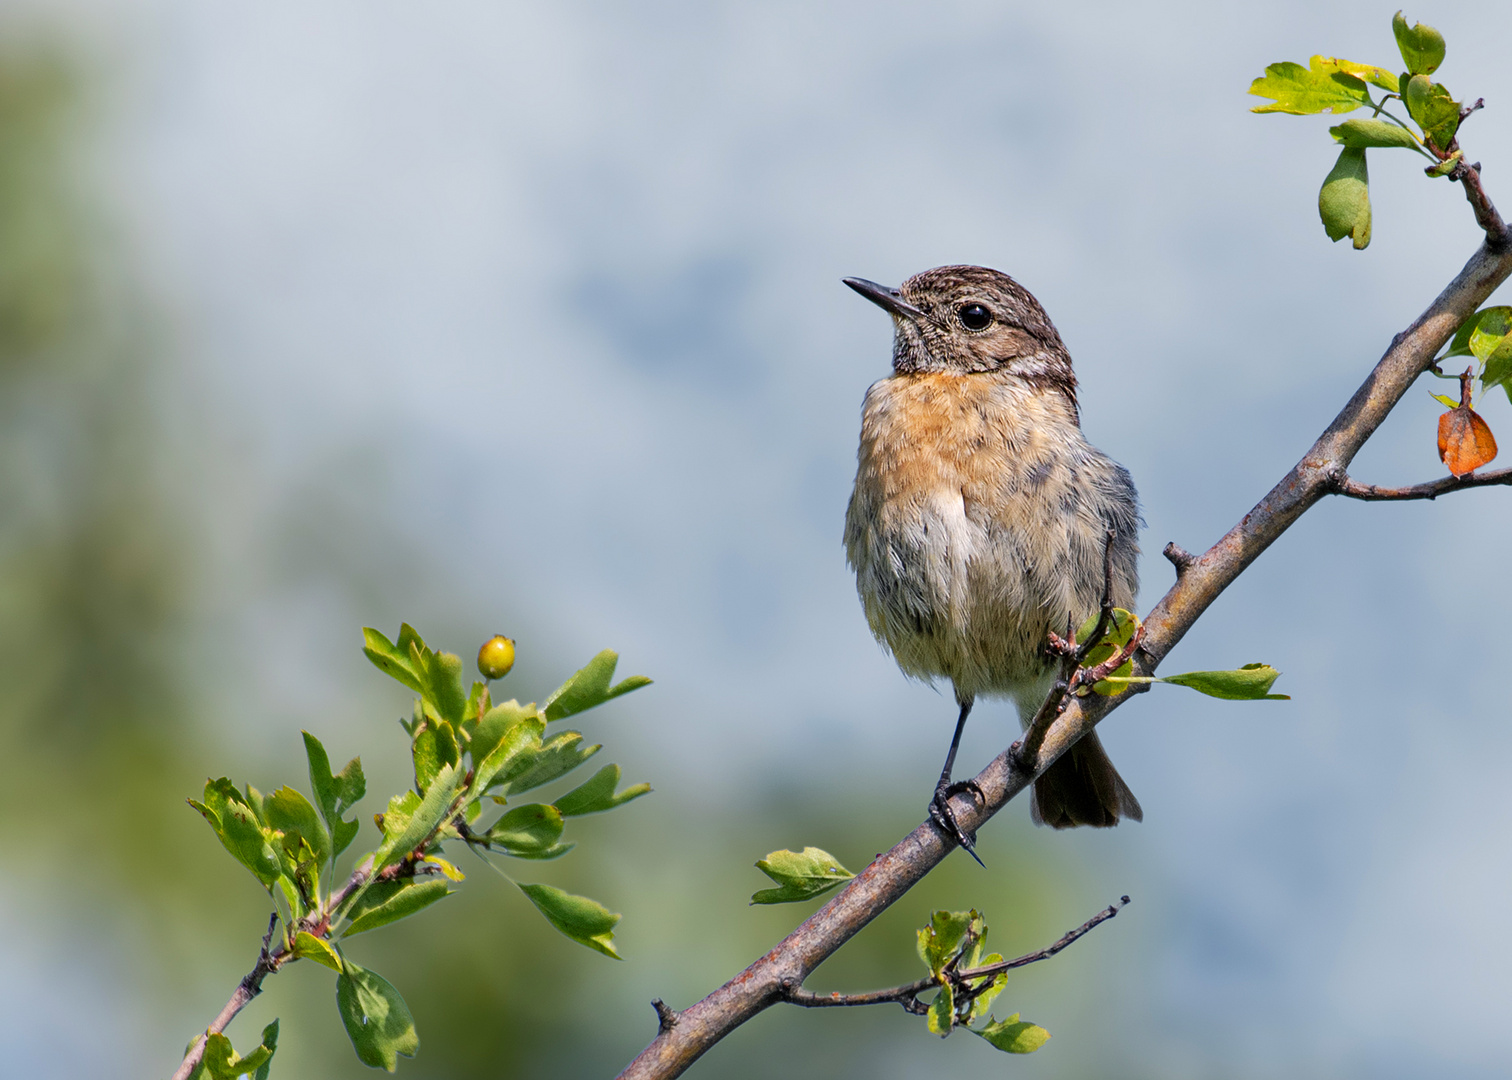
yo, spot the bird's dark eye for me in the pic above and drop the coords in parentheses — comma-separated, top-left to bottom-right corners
(958, 303, 992, 331)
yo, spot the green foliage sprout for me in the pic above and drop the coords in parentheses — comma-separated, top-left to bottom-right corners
(1249, 11, 1472, 250)
(178, 625, 651, 1077)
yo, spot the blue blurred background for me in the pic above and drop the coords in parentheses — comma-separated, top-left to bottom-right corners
(2, 1, 1509, 1077)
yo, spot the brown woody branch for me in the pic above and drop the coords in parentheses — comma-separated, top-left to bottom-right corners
(781, 896, 1128, 1014)
(615, 167, 1512, 1079)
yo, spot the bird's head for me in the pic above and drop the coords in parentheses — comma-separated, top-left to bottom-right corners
(843, 265, 1077, 400)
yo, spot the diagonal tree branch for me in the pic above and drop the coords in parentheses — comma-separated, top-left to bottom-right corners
(616, 219, 1512, 1078)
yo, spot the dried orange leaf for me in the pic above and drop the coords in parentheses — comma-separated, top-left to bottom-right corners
(1437, 406, 1498, 477)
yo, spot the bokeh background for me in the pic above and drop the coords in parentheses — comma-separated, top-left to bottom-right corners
(2, 1, 1509, 1077)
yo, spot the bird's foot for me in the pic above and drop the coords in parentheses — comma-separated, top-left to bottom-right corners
(929, 779, 986, 867)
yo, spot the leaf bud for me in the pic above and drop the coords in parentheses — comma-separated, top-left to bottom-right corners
(477, 635, 516, 680)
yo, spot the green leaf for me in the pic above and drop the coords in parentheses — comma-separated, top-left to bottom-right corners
(189, 778, 282, 888)
(1404, 75, 1460, 149)
(1319, 57, 1399, 93)
(1319, 146, 1371, 249)
(541, 649, 651, 721)
(1431, 392, 1461, 409)
(336, 961, 419, 1072)
(750, 846, 855, 905)
(553, 764, 652, 817)
(1426, 150, 1462, 177)
(1446, 308, 1493, 357)
(1482, 338, 1512, 393)
(200, 1030, 277, 1080)
(1157, 663, 1289, 700)
(499, 731, 601, 795)
(916, 909, 979, 978)
(1329, 118, 1420, 150)
(1248, 57, 1370, 115)
(410, 644, 468, 727)
(303, 732, 365, 860)
(342, 879, 452, 937)
(470, 699, 540, 767)
(376, 763, 461, 870)
(361, 626, 423, 694)
(486, 803, 568, 858)
(974, 1013, 1051, 1054)
(965, 955, 1008, 1025)
(469, 706, 546, 795)
(1393, 10, 1445, 76)
(252, 1020, 278, 1080)
(1467, 306, 1512, 362)
(263, 785, 330, 873)
(293, 930, 344, 971)
(411, 719, 459, 795)
(517, 882, 622, 958)
(927, 983, 954, 1036)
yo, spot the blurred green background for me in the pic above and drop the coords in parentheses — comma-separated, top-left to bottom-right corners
(3, 3, 1510, 1079)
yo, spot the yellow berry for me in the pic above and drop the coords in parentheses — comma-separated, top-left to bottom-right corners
(477, 635, 516, 680)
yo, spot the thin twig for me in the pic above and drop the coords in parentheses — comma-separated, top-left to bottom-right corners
(1329, 464, 1512, 500)
(782, 897, 1129, 1014)
(1162, 542, 1194, 573)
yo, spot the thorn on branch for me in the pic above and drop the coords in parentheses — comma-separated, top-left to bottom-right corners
(652, 998, 680, 1034)
(1162, 542, 1194, 574)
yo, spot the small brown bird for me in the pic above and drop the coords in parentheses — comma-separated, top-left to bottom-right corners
(843, 265, 1142, 855)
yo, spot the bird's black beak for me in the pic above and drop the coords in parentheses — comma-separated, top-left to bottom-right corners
(843, 277, 924, 321)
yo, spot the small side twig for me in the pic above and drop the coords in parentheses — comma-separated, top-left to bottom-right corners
(781, 897, 1130, 1015)
(652, 999, 680, 1034)
(1329, 465, 1512, 501)
(1163, 542, 1194, 574)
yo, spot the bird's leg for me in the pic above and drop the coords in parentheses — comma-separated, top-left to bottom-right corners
(928, 696, 986, 867)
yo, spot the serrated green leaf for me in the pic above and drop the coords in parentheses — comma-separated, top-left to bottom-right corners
(499, 731, 600, 795)
(201, 1030, 276, 1080)
(189, 778, 282, 888)
(916, 909, 979, 978)
(486, 803, 566, 857)
(376, 764, 461, 870)
(341, 879, 452, 937)
(409, 645, 468, 728)
(1393, 10, 1445, 76)
(1248, 57, 1370, 115)
(518, 882, 622, 958)
(362, 627, 423, 694)
(927, 983, 954, 1036)
(974, 1013, 1051, 1054)
(411, 718, 459, 795)
(1320, 146, 1371, 249)
(293, 930, 344, 971)
(470, 699, 541, 770)
(252, 1020, 278, 1080)
(336, 961, 419, 1072)
(303, 732, 364, 860)
(553, 763, 652, 816)
(1404, 75, 1460, 149)
(541, 649, 651, 721)
(750, 846, 855, 905)
(1329, 118, 1420, 150)
(1157, 663, 1289, 700)
(263, 785, 330, 874)
(1319, 57, 1399, 93)
(470, 709, 545, 797)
